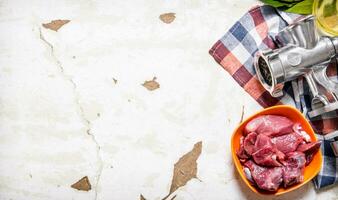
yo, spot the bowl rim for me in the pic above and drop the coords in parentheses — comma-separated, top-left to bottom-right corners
(231, 105, 323, 196)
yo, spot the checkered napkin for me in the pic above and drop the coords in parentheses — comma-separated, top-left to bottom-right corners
(209, 5, 338, 188)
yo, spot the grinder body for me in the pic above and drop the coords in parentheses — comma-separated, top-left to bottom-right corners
(254, 16, 338, 118)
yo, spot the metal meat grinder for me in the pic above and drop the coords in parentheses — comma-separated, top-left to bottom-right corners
(254, 16, 338, 118)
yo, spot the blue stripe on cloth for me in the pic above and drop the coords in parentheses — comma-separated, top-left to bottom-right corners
(314, 139, 338, 188)
(230, 22, 248, 42)
(220, 33, 239, 52)
(318, 175, 336, 188)
(242, 34, 259, 56)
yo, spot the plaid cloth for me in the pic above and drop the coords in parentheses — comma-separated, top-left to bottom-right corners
(209, 5, 338, 188)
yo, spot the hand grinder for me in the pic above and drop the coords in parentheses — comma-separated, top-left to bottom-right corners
(254, 16, 338, 118)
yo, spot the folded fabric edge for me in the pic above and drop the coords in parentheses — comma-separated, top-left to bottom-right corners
(209, 40, 224, 64)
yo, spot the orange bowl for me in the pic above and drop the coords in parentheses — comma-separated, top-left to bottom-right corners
(231, 105, 322, 195)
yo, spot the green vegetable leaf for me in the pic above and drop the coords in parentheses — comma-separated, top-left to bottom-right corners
(281, 0, 303, 2)
(285, 0, 314, 14)
(260, 0, 314, 14)
(260, 0, 297, 7)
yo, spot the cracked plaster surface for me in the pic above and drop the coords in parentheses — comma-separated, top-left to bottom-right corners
(0, 1, 337, 200)
(39, 28, 103, 200)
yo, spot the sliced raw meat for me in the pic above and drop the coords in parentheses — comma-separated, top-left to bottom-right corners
(244, 160, 283, 191)
(245, 115, 293, 136)
(283, 165, 304, 187)
(305, 153, 315, 165)
(254, 134, 273, 151)
(252, 145, 282, 167)
(282, 152, 306, 187)
(297, 141, 321, 165)
(293, 123, 311, 142)
(237, 150, 248, 163)
(245, 115, 265, 135)
(237, 136, 249, 162)
(238, 115, 318, 191)
(271, 132, 303, 154)
(276, 150, 285, 162)
(284, 151, 306, 168)
(297, 141, 321, 154)
(243, 132, 257, 155)
(254, 134, 284, 162)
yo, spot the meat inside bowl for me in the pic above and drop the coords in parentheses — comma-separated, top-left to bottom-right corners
(231, 105, 323, 195)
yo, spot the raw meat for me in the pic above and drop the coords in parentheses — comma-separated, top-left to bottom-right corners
(244, 160, 283, 191)
(237, 136, 249, 162)
(254, 133, 272, 150)
(305, 153, 315, 165)
(276, 150, 286, 162)
(254, 134, 285, 163)
(282, 152, 306, 187)
(297, 141, 321, 165)
(284, 151, 306, 168)
(243, 132, 257, 155)
(252, 145, 282, 167)
(297, 141, 321, 153)
(237, 114, 319, 191)
(293, 123, 311, 142)
(283, 166, 304, 187)
(245, 115, 293, 136)
(271, 132, 303, 154)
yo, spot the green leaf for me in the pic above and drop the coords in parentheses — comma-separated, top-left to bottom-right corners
(285, 0, 314, 14)
(260, 0, 315, 14)
(260, 0, 295, 7)
(277, 0, 303, 2)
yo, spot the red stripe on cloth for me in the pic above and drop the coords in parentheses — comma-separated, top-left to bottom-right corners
(311, 118, 338, 135)
(232, 66, 253, 87)
(250, 7, 268, 40)
(256, 22, 269, 40)
(263, 36, 276, 49)
(256, 91, 280, 108)
(220, 52, 243, 75)
(249, 6, 265, 26)
(243, 75, 266, 99)
(209, 40, 230, 64)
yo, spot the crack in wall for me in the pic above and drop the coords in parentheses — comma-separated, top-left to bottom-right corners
(39, 28, 103, 200)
